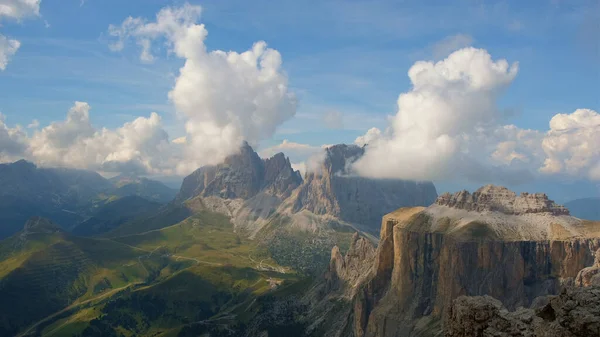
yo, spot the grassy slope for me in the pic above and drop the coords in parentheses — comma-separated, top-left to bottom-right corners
(72, 196, 162, 236)
(16, 211, 298, 337)
(0, 230, 168, 337)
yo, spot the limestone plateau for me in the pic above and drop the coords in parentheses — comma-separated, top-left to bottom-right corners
(436, 185, 569, 216)
(317, 185, 600, 337)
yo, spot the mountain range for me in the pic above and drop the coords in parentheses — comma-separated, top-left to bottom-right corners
(0, 160, 177, 239)
(1, 143, 599, 336)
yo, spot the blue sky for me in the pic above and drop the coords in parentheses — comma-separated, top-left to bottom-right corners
(0, 0, 599, 199)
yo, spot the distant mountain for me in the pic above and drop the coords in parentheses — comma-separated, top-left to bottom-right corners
(109, 173, 178, 203)
(0, 160, 113, 238)
(72, 196, 162, 236)
(0, 160, 177, 239)
(565, 197, 600, 220)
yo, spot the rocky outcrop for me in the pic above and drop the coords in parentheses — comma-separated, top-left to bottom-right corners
(445, 286, 600, 337)
(327, 233, 377, 294)
(436, 185, 569, 216)
(576, 249, 600, 287)
(288, 144, 438, 234)
(329, 186, 600, 337)
(445, 253, 600, 337)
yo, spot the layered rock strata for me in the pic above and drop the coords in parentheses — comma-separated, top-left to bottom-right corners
(324, 186, 600, 337)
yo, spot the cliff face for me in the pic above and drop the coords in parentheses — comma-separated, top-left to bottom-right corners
(289, 144, 438, 234)
(445, 249, 600, 337)
(326, 186, 600, 337)
(445, 286, 600, 337)
(328, 233, 377, 294)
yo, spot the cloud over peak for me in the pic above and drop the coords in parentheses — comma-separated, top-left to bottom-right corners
(352, 46, 600, 184)
(108, 2, 296, 174)
(353, 47, 519, 182)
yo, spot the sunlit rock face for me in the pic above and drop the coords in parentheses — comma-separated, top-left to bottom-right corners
(317, 185, 600, 337)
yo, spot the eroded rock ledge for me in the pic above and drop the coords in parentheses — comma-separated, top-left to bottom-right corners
(436, 184, 570, 216)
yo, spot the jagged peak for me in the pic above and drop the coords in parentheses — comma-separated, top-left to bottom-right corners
(436, 184, 569, 216)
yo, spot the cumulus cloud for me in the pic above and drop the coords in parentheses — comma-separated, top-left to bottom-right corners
(322, 110, 344, 129)
(108, 3, 296, 174)
(260, 139, 323, 161)
(353, 47, 521, 183)
(24, 101, 177, 175)
(0, 34, 19, 70)
(354, 127, 382, 147)
(0, 113, 27, 161)
(27, 119, 39, 128)
(0, 0, 41, 20)
(431, 34, 474, 60)
(0, 0, 42, 70)
(540, 109, 600, 180)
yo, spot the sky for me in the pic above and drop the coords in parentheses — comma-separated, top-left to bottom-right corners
(0, 0, 599, 200)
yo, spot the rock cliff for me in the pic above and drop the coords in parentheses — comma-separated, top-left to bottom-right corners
(445, 286, 600, 337)
(327, 232, 377, 294)
(436, 185, 570, 216)
(287, 144, 438, 234)
(317, 185, 600, 337)
(445, 251, 600, 337)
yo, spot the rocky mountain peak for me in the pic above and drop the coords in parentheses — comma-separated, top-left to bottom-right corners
(177, 142, 302, 202)
(323, 144, 365, 175)
(290, 143, 437, 233)
(436, 184, 570, 215)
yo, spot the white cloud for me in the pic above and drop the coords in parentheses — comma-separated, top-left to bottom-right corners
(27, 119, 39, 128)
(24, 101, 178, 175)
(0, 113, 27, 161)
(322, 110, 344, 129)
(354, 127, 382, 146)
(0, 0, 40, 20)
(431, 34, 474, 60)
(259, 139, 324, 163)
(260, 139, 331, 177)
(540, 109, 600, 180)
(0, 34, 19, 70)
(0, 0, 42, 70)
(108, 3, 297, 174)
(353, 47, 521, 183)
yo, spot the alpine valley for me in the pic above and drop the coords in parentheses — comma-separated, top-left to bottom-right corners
(1, 144, 599, 337)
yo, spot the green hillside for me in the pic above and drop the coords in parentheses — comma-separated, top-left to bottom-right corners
(1, 212, 301, 337)
(72, 196, 162, 236)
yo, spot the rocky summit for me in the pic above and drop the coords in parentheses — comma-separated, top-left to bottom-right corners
(436, 184, 570, 215)
(176, 141, 303, 202)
